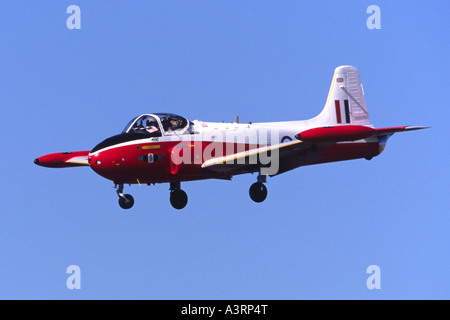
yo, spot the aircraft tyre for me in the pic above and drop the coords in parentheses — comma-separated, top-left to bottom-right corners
(170, 189, 188, 210)
(118, 194, 134, 209)
(249, 182, 268, 203)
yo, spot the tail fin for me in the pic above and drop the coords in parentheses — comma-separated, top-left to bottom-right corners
(317, 65, 371, 126)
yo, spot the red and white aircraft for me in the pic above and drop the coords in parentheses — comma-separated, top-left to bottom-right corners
(35, 66, 426, 210)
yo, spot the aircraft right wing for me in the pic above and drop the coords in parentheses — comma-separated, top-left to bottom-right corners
(201, 139, 321, 176)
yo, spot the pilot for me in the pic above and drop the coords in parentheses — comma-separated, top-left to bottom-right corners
(169, 119, 178, 131)
(145, 120, 159, 134)
(163, 118, 178, 132)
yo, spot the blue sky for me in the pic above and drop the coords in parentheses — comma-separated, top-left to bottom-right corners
(0, 1, 448, 299)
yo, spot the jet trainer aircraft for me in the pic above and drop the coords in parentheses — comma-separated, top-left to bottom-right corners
(35, 66, 426, 210)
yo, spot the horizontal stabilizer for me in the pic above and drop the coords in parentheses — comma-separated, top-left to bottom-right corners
(373, 126, 429, 136)
(34, 151, 90, 168)
(296, 125, 429, 143)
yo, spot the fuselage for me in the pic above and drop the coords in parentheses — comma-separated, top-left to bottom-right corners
(89, 117, 382, 185)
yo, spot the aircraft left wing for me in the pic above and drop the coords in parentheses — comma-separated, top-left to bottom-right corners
(34, 151, 91, 168)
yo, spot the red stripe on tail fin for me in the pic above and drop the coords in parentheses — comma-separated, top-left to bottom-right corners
(334, 100, 342, 124)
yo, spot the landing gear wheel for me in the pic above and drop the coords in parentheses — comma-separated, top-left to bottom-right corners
(170, 189, 188, 210)
(249, 182, 268, 203)
(118, 194, 134, 209)
(116, 184, 134, 210)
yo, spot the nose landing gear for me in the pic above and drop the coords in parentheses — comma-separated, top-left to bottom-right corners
(249, 174, 268, 203)
(116, 184, 134, 210)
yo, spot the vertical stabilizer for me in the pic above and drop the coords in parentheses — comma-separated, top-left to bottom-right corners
(318, 65, 371, 126)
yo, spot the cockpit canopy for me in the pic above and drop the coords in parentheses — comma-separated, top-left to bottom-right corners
(122, 113, 189, 136)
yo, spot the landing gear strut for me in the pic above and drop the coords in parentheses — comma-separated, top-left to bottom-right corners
(116, 184, 134, 209)
(249, 174, 268, 203)
(170, 181, 188, 210)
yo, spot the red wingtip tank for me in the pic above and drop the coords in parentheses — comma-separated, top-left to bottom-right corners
(296, 125, 376, 143)
(34, 151, 90, 168)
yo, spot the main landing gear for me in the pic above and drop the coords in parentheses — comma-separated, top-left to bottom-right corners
(170, 181, 188, 210)
(116, 177, 266, 210)
(117, 184, 135, 210)
(115, 182, 188, 210)
(249, 174, 268, 203)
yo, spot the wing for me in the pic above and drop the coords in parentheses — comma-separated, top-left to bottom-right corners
(201, 140, 320, 176)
